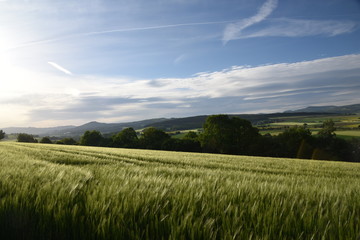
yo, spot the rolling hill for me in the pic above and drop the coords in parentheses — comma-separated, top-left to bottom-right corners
(2, 103, 358, 136)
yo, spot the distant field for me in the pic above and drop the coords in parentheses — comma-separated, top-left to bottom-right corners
(258, 114, 360, 139)
(270, 122, 319, 126)
(0, 142, 359, 239)
(260, 129, 360, 139)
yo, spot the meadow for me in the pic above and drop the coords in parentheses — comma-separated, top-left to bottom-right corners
(0, 142, 359, 239)
(258, 114, 360, 139)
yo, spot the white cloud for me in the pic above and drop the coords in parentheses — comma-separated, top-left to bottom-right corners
(48, 62, 73, 75)
(223, 0, 278, 43)
(237, 18, 357, 39)
(223, 0, 357, 42)
(1, 54, 360, 127)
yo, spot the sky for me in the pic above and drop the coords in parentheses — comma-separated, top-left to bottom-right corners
(0, 0, 360, 128)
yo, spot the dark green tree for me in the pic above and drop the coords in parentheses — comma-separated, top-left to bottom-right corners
(276, 126, 314, 158)
(200, 115, 260, 155)
(40, 136, 52, 144)
(0, 130, 5, 141)
(17, 133, 37, 143)
(162, 138, 202, 152)
(112, 127, 139, 148)
(183, 131, 199, 140)
(139, 127, 170, 150)
(60, 138, 77, 145)
(318, 119, 336, 138)
(80, 130, 103, 146)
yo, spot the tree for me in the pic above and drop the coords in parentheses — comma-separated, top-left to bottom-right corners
(0, 130, 5, 141)
(200, 115, 260, 155)
(17, 133, 37, 143)
(59, 138, 77, 145)
(318, 119, 336, 138)
(139, 127, 170, 150)
(183, 131, 199, 140)
(80, 130, 103, 146)
(276, 126, 314, 158)
(112, 127, 139, 148)
(40, 136, 52, 144)
(162, 138, 202, 152)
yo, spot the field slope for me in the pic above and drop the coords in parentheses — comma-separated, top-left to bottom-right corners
(0, 142, 359, 239)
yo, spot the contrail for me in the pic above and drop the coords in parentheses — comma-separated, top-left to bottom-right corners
(48, 62, 73, 75)
(6, 19, 238, 51)
(223, 0, 278, 44)
(82, 20, 237, 36)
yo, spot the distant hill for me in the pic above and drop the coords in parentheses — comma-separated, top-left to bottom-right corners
(58, 118, 167, 136)
(285, 104, 360, 114)
(144, 112, 336, 131)
(3, 126, 75, 136)
(3, 103, 358, 137)
(3, 118, 167, 137)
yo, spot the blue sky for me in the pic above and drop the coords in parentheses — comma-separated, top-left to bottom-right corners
(0, 0, 359, 127)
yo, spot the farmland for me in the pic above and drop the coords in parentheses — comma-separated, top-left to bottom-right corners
(257, 114, 360, 139)
(0, 142, 359, 239)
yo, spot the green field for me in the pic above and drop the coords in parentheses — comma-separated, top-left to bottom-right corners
(0, 142, 359, 239)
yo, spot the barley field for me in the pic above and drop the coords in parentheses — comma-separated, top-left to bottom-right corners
(0, 142, 359, 239)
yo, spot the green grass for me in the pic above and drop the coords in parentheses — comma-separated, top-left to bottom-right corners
(269, 122, 319, 126)
(0, 142, 359, 239)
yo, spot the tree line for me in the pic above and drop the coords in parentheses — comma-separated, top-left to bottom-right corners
(2, 115, 359, 162)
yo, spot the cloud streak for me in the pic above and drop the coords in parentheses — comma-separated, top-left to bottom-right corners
(222, 0, 357, 42)
(235, 18, 357, 39)
(48, 62, 73, 75)
(6, 19, 235, 51)
(223, 0, 278, 43)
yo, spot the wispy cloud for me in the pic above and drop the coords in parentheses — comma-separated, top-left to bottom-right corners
(236, 18, 357, 38)
(6, 20, 234, 51)
(84, 20, 235, 36)
(48, 62, 73, 75)
(223, 0, 278, 44)
(222, 0, 357, 42)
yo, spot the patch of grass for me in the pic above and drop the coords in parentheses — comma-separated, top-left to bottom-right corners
(0, 142, 359, 239)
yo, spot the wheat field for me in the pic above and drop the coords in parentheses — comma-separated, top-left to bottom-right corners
(0, 142, 359, 239)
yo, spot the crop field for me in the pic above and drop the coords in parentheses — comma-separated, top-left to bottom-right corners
(0, 142, 359, 239)
(258, 114, 360, 139)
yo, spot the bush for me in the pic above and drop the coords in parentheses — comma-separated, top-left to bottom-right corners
(0, 130, 5, 141)
(139, 127, 170, 150)
(112, 128, 139, 148)
(40, 137, 52, 144)
(80, 130, 104, 146)
(17, 133, 37, 143)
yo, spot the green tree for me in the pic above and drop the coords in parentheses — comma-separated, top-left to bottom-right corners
(139, 127, 170, 150)
(17, 133, 37, 143)
(80, 130, 103, 146)
(276, 126, 314, 158)
(112, 127, 139, 148)
(200, 115, 260, 154)
(318, 119, 336, 138)
(60, 138, 77, 145)
(0, 130, 5, 141)
(40, 136, 52, 144)
(183, 131, 199, 140)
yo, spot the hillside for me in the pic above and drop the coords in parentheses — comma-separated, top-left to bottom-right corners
(0, 142, 359, 239)
(286, 103, 360, 114)
(2, 103, 359, 136)
(144, 112, 336, 130)
(3, 118, 167, 136)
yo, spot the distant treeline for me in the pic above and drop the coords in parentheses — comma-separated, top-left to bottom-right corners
(6, 115, 360, 162)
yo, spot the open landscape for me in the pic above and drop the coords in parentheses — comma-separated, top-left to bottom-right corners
(1, 142, 359, 239)
(1, 0, 360, 238)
